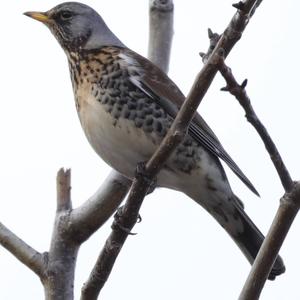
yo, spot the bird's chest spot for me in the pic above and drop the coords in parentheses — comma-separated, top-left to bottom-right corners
(74, 83, 160, 176)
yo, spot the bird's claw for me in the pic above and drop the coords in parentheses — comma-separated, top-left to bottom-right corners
(111, 206, 142, 235)
(136, 162, 157, 194)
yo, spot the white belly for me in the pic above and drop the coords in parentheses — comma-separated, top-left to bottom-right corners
(78, 92, 158, 179)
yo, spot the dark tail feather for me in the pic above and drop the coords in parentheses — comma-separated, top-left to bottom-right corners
(231, 196, 285, 280)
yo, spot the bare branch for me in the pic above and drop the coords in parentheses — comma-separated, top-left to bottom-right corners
(201, 26, 299, 297)
(216, 59, 296, 297)
(239, 182, 300, 300)
(81, 0, 262, 298)
(70, 171, 131, 243)
(56, 168, 72, 212)
(200, 26, 298, 300)
(80, 166, 150, 300)
(208, 30, 299, 300)
(217, 60, 293, 192)
(43, 169, 77, 300)
(44, 169, 130, 299)
(148, 0, 174, 72)
(0, 222, 45, 278)
(44, 239, 79, 300)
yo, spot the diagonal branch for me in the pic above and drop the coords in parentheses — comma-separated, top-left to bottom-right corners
(218, 57, 293, 192)
(146, 0, 261, 174)
(81, 0, 262, 298)
(238, 183, 300, 300)
(202, 27, 293, 191)
(0, 222, 46, 278)
(80, 166, 151, 300)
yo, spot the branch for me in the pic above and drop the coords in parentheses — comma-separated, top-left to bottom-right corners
(42, 169, 77, 299)
(238, 182, 300, 300)
(41, 165, 130, 299)
(80, 166, 151, 300)
(81, 0, 262, 298)
(148, 0, 174, 72)
(56, 168, 72, 212)
(217, 56, 293, 192)
(70, 171, 131, 243)
(0, 222, 45, 278)
(215, 58, 296, 298)
(0, 171, 73, 285)
(200, 27, 298, 300)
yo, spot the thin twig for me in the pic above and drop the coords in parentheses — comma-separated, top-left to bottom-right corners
(215, 58, 296, 298)
(0, 222, 45, 277)
(81, 0, 262, 298)
(218, 60, 293, 192)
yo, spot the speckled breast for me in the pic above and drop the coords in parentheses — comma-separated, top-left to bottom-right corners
(67, 47, 202, 178)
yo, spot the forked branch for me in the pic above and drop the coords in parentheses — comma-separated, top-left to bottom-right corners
(202, 25, 298, 300)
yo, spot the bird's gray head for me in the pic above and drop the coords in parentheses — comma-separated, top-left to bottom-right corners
(24, 2, 125, 52)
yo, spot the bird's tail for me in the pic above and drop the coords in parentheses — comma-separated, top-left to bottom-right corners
(192, 193, 285, 280)
(230, 196, 285, 280)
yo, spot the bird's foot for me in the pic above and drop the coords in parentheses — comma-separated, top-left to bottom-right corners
(135, 162, 157, 195)
(111, 206, 142, 235)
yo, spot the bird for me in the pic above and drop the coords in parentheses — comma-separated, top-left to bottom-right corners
(24, 2, 285, 279)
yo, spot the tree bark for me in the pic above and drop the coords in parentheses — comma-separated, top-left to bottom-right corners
(0, 222, 45, 278)
(43, 169, 76, 300)
(148, 0, 174, 73)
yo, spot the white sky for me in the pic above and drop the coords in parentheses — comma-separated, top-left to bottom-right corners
(0, 1, 300, 299)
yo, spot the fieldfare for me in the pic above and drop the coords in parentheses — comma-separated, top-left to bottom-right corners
(24, 2, 285, 279)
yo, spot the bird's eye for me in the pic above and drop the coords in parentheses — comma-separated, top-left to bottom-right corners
(60, 11, 73, 20)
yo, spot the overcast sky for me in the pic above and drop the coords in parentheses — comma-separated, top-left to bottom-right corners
(0, 1, 300, 299)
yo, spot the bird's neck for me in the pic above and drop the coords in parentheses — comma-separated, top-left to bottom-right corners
(78, 15, 126, 51)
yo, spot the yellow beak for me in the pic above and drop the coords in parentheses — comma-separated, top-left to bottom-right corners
(24, 11, 49, 23)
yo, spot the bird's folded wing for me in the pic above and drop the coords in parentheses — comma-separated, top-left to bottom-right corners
(125, 49, 259, 196)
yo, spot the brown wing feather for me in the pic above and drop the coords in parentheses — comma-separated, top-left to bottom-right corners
(123, 48, 259, 196)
